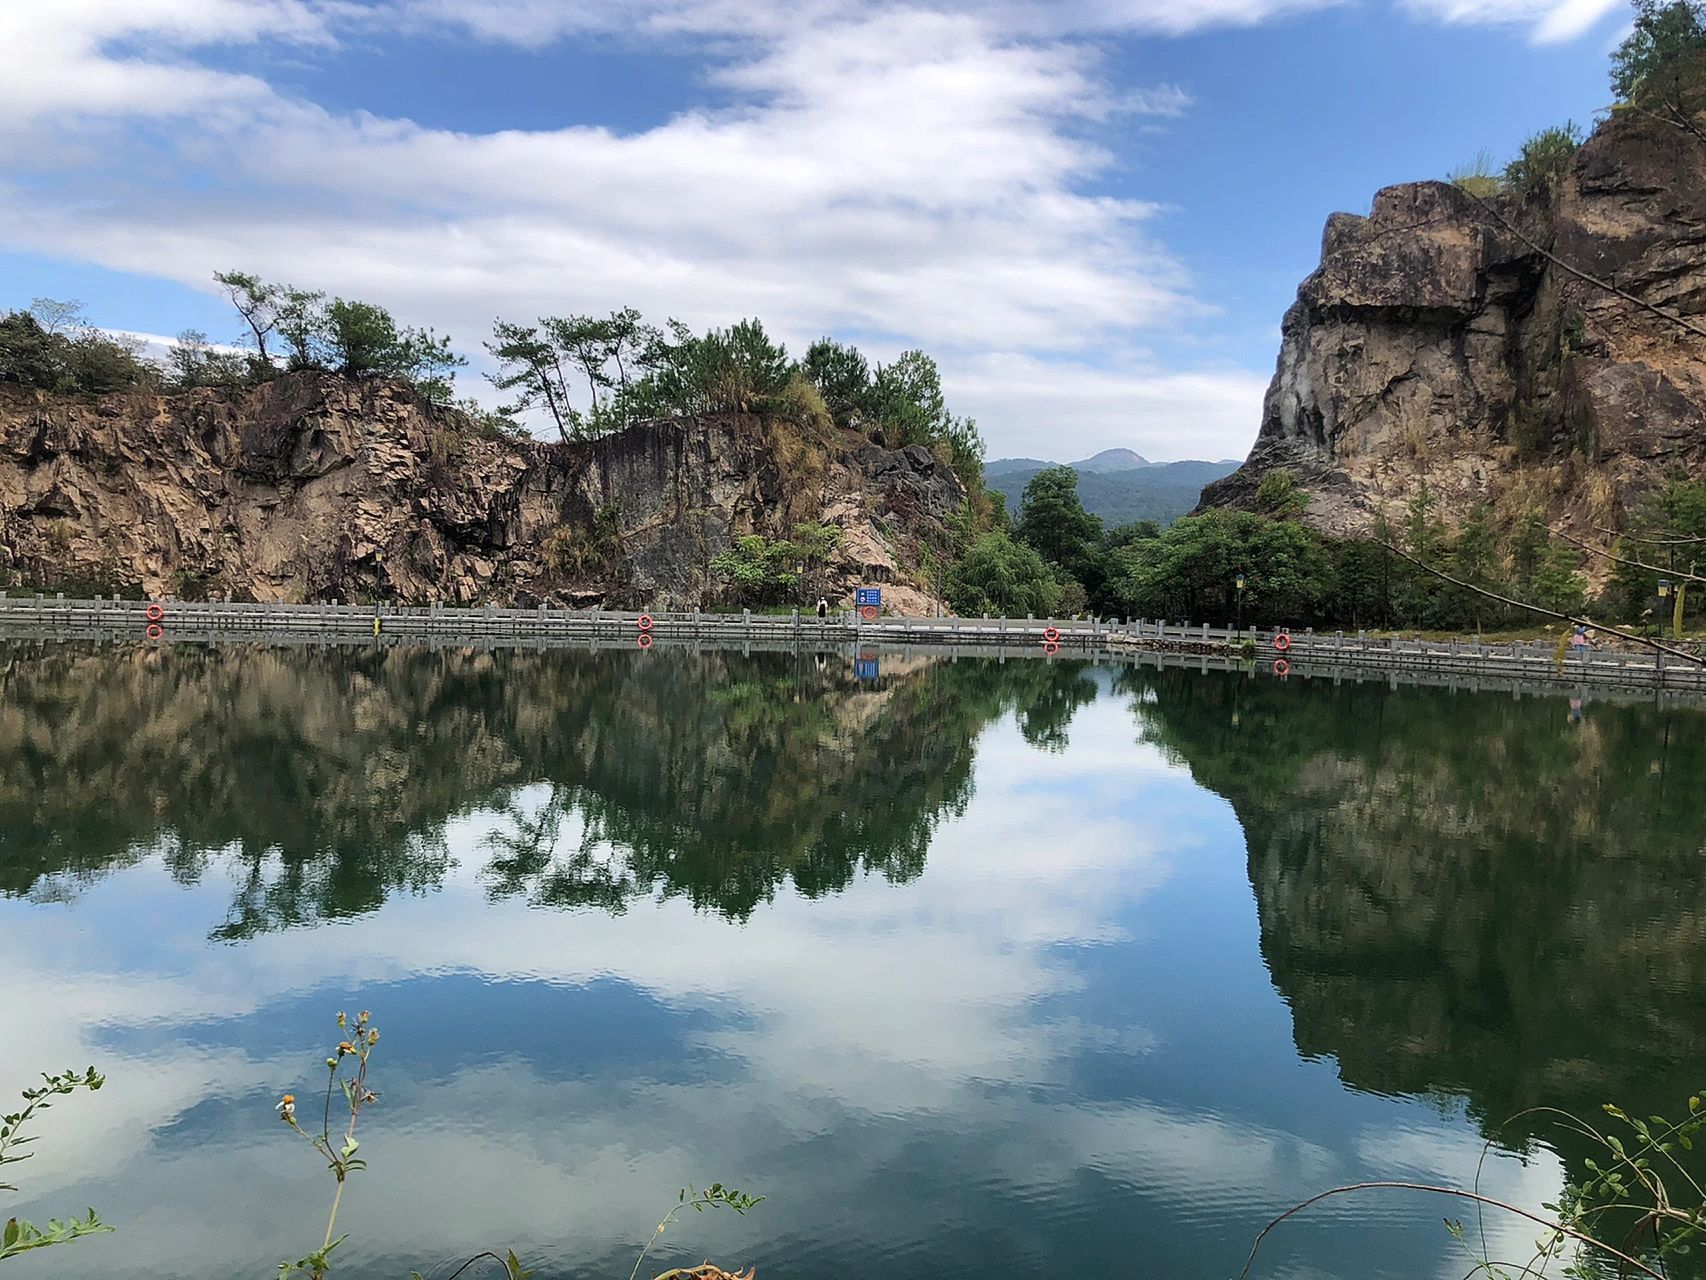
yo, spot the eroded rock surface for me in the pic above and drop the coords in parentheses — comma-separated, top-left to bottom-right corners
(0, 373, 963, 608)
(1200, 111, 1706, 540)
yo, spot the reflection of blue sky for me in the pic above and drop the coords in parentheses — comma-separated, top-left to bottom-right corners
(1, 675, 1560, 1280)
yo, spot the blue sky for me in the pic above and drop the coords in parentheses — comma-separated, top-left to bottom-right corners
(0, 0, 1628, 460)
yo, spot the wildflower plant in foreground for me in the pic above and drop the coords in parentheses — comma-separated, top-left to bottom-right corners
(275, 1010, 761, 1280)
(276, 1010, 380, 1280)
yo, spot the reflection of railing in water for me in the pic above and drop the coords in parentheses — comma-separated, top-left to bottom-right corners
(2, 593, 1703, 704)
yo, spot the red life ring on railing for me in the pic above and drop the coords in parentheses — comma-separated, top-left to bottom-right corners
(1043, 626, 1061, 643)
(1273, 631, 1292, 652)
(1273, 657, 1290, 677)
(637, 633, 654, 650)
(860, 605, 879, 621)
(637, 613, 654, 632)
(145, 603, 165, 622)
(1043, 640, 1061, 656)
(145, 623, 164, 641)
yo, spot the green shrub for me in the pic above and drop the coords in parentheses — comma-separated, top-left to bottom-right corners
(1504, 122, 1583, 198)
(944, 531, 1063, 618)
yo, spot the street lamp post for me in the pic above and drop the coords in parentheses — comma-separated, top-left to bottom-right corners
(1658, 578, 1671, 669)
(1235, 570, 1247, 636)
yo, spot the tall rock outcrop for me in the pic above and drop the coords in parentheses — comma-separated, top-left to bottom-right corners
(1199, 110, 1706, 540)
(0, 373, 963, 609)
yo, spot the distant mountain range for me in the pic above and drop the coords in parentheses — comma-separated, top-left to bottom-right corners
(984, 452, 1241, 527)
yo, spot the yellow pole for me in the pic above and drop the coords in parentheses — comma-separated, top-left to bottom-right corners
(1674, 581, 1687, 639)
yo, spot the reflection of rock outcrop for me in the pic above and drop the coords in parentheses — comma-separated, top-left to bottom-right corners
(0, 643, 1090, 928)
(1126, 667, 1706, 1162)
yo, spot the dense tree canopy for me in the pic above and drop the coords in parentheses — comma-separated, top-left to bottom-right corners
(0, 303, 156, 395)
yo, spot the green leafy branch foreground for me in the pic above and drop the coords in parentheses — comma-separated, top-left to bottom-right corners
(0, 1067, 110, 1262)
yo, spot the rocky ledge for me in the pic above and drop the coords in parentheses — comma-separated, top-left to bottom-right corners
(0, 373, 963, 610)
(1199, 109, 1706, 543)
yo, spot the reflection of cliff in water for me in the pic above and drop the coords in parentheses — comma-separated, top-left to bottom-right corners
(1126, 667, 1706, 1155)
(0, 643, 1095, 931)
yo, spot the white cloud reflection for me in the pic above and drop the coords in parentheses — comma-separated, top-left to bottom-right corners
(0, 696, 1561, 1280)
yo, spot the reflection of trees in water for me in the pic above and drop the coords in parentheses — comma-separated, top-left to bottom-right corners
(1121, 667, 1706, 1178)
(0, 643, 1098, 928)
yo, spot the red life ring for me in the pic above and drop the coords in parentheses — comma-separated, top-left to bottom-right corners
(637, 613, 654, 632)
(1043, 640, 1061, 656)
(637, 633, 654, 650)
(860, 604, 879, 621)
(1274, 657, 1291, 677)
(1273, 631, 1292, 652)
(1043, 626, 1061, 643)
(145, 603, 165, 622)
(145, 623, 164, 641)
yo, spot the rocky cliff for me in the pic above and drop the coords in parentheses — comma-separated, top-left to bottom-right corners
(1200, 110, 1706, 540)
(0, 373, 963, 609)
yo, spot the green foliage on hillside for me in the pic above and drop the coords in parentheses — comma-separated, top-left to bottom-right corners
(1612, 0, 1706, 99)
(0, 301, 155, 395)
(983, 459, 1236, 528)
(950, 460, 1635, 630)
(709, 524, 843, 608)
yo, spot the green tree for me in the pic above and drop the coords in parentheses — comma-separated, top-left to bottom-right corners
(1510, 508, 1550, 587)
(1451, 500, 1500, 585)
(1608, 470, 1706, 624)
(276, 287, 328, 371)
(801, 338, 871, 428)
(1112, 510, 1328, 625)
(1015, 466, 1103, 579)
(213, 269, 282, 370)
(1611, 0, 1706, 100)
(166, 330, 248, 390)
(322, 299, 463, 398)
(944, 532, 1063, 617)
(625, 318, 792, 419)
(487, 320, 576, 442)
(0, 308, 153, 395)
(864, 350, 946, 446)
(1530, 542, 1588, 613)
(1404, 480, 1448, 562)
(540, 314, 616, 416)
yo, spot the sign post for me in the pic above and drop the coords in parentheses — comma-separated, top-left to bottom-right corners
(856, 587, 881, 624)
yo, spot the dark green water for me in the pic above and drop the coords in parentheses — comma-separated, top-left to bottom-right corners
(1, 642, 1703, 1280)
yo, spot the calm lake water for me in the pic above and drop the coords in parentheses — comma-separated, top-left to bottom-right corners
(2, 642, 1703, 1280)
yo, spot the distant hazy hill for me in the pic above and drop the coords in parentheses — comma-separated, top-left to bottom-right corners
(1073, 448, 1150, 473)
(985, 455, 1240, 527)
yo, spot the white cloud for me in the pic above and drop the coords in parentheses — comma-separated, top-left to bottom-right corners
(1401, 0, 1622, 41)
(951, 353, 1267, 461)
(0, 0, 326, 119)
(0, 0, 1617, 462)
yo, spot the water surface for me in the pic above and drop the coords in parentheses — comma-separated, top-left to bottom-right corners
(2, 642, 1702, 1279)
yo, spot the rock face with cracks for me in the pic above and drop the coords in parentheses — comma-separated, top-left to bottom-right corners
(0, 372, 963, 611)
(1199, 110, 1706, 546)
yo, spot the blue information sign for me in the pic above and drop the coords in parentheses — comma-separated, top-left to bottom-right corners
(854, 654, 880, 681)
(856, 587, 881, 607)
